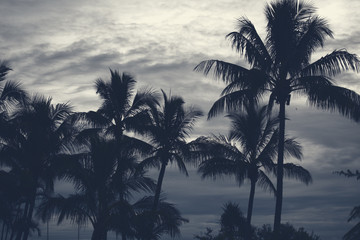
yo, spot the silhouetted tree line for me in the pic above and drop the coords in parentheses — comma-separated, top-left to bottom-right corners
(194, 202, 320, 240)
(1, 0, 360, 240)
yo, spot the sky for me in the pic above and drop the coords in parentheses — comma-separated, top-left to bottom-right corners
(1, 0, 360, 239)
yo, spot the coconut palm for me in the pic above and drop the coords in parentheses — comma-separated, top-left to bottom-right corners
(194, 0, 360, 232)
(84, 69, 158, 142)
(127, 196, 188, 240)
(140, 90, 203, 211)
(38, 134, 155, 240)
(193, 105, 311, 236)
(0, 95, 77, 240)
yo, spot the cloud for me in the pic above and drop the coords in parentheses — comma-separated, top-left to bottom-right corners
(0, 0, 360, 239)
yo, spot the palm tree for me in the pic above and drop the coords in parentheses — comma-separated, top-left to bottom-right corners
(128, 196, 188, 240)
(84, 69, 158, 142)
(140, 90, 203, 211)
(38, 135, 155, 240)
(194, 0, 360, 232)
(193, 105, 311, 236)
(219, 202, 249, 239)
(0, 95, 77, 240)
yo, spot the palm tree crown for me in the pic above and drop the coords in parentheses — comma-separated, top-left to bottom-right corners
(89, 69, 158, 140)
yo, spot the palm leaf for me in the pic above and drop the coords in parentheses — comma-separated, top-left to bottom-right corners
(208, 89, 259, 119)
(194, 60, 250, 84)
(282, 163, 312, 185)
(284, 137, 303, 160)
(227, 17, 271, 69)
(301, 50, 360, 77)
(0, 61, 12, 81)
(306, 84, 360, 122)
(257, 170, 276, 194)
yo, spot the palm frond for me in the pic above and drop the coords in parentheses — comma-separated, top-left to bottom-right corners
(292, 16, 333, 71)
(172, 153, 189, 176)
(123, 175, 156, 197)
(198, 157, 237, 180)
(139, 156, 161, 170)
(0, 81, 28, 109)
(257, 170, 276, 195)
(301, 50, 360, 77)
(306, 84, 360, 122)
(284, 137, 303, 160)
(291, 75, 333, 91)
(343, 221, 360, 240)
(208, 89, 260, 119)
(0, 61, 12, 81)
(37, 194, 90, 225)
(348, 206, 360, 222)
(227, 17, 271, 69)
(282, 163, 312, 185)
(194, 60, 250, 84)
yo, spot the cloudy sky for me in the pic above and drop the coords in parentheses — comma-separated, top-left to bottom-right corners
(1, 0, 360, 239)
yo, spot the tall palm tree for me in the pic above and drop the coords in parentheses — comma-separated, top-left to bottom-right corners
(193, 105, 311, 234)
(194, 0, 360, 232)
(38, 135, 155, 240)
(140, 90, 203, 211)
(0, 95, 77, 240)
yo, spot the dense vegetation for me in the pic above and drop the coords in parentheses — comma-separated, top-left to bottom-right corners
(0, 0, 360, 239)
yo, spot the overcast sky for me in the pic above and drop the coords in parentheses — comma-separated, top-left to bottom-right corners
(1, 0, 360, 239)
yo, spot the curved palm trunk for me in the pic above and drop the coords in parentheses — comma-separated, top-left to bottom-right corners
(152, 161, 167, 211)
(273, 100, 286, 235)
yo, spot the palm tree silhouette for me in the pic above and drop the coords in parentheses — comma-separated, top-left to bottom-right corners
(193, 104, 311, 237)
(140, 90, 203, 211)
(219, 202, 249, 239)
(0, 96, 76, 240)
(129, 196, 188, 240)
(84, 69, 158, 142)
(38, 135, 155, 240)
(194, 0, 360, 233)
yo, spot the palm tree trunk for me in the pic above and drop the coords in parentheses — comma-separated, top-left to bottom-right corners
(247, 179, 256, 225)
(273, 100, 286, 235)
(152, 161, 167, 211)
(246, 179, 256, 240)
